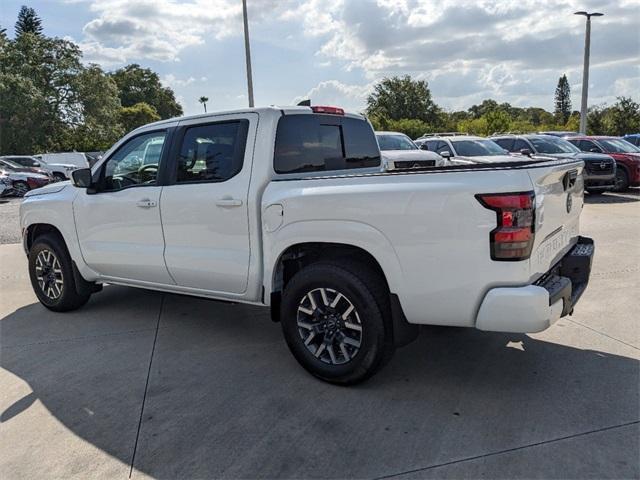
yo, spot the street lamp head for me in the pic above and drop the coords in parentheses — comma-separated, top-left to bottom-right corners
(574, 11, 604, 17)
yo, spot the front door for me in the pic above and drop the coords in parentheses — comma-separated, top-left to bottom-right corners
(160, 114, 257, 294)
(73, 130, 174, 284)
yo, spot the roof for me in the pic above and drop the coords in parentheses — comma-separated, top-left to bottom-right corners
(375, 131, 410, 136)
(419, 135, 485, 142)
(143, 105, 365, 130)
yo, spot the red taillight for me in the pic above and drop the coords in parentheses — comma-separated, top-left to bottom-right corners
(311, 105, 345, 115)
(476, 191, 536, 261)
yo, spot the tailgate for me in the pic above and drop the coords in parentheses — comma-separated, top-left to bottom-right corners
(529, 159, 584, 277)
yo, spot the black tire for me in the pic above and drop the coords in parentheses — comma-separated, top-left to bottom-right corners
(13, 181, 29, 197)
(52, 172, 67, 182)
(614, 168, 629, 192)
(280, 260, 394, 385)
(28, 234, 92, 312)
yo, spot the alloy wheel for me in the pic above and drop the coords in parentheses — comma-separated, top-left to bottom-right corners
(35, 249, 64, 300)
(296, 288, 363, 365)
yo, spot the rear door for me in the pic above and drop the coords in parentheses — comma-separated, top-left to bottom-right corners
(527, 159, 585, 277)
(160, 113, 257, 294)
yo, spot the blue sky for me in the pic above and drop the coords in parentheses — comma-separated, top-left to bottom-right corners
(2, 0, 638, 116)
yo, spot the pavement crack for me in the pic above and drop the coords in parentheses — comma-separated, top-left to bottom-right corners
(374, 420, 640, 479)
(129, 294, 164, 478)
(566, 318, 640, 352)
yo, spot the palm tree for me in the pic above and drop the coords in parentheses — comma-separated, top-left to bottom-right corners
(199, 96, 209, 113)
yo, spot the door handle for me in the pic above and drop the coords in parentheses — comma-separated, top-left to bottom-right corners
(136, 199, 157, 208)
(216, 197, 243, 207)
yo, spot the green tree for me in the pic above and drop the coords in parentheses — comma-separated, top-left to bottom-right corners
(457, 117, 489, 136)
(119, 102, 160, 133)
(15, 6, 43, 37)
(587, 104, 607, 135)
(366, 75, 440, 125)
(603, 97, 640, 135)
(110, 64, 183, 119)
(386, 118, 431, 139)
(468, 99, 500, 119)
(485, 110, 511, 135)
(554, 74, 571, 124)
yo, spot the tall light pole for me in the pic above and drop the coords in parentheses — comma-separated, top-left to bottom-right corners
(242, 0, 255, 107)
(575, 11, 603, 134)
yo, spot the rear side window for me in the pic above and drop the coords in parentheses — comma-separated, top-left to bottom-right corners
(513, 139, 530, 151)
(274, 115, 380, 174)
(494, 138, 514, 151)
(175, 120, 248, 183)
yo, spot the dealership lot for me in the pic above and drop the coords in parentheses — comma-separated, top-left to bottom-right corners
(1, 191, 638, 479)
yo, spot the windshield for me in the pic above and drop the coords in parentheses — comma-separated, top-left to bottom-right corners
(376, 134, 417, 151)
(0, 159, 23, 169)
(599, 138, 640, 153)
(453, 139, 507, 156)
(530, 137, 581, 154)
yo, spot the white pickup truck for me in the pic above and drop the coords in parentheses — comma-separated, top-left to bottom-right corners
(20, 105, 594, 384)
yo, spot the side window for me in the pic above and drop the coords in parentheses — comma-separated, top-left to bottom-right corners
(513, 139, 530, 151)
(424, 140, 437, 151)
(435, 141, 451, 155)
(577, 140, 595, 152)
(274, 115, 380, 174)
(342, 117, 381, 168)
(495, 139, 514, 151)
(102, 132, 167, 191)
(175, 121, 248, 183)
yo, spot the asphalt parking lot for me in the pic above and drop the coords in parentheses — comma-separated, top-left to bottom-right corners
(1, 191, 638, 479)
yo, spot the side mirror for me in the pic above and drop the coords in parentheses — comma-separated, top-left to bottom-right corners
(520, 148, 532, 156)
(71, 168, 92, 188)
(419, 144, 429, 151)
(589, 147, 601, 153)
(440, 150, 452, 158)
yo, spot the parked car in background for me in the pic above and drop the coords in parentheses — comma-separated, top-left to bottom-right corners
(566, 136, 640, 191)
(538, 131, 578, 137)
(1, 155, 77, 182)
(20, 104, 594, 384)
(375, 131, 446, 170)
(0, 157, 53, 181)
(490, 134, 616, 193)
(0, 171, 13, 196)
(84, 151, 104, 167)
(414, 134, 527, 165)
(623, 134, 640, 147)
(0, 166, 50, 196)
(35, 152, 89, 170)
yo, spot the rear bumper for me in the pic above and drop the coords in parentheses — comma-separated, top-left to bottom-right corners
(476, 236, 594, 333)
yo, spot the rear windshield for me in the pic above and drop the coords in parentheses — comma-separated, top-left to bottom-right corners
(274, 114, 381, 174)
(376, 134, 417, 151)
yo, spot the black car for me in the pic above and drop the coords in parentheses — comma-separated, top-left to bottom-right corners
(490, 134, 616, 193)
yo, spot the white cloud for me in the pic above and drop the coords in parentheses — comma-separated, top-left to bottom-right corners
(294, 80, 376, 112)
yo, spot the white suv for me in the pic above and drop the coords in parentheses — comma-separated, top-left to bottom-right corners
(414, 134, 522, 165)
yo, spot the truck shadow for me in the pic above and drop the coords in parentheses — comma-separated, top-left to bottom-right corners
(1, 287, 638, 478)
(584, 189, 640, 204)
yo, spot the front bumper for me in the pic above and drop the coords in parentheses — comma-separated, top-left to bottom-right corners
(476, 236, 594, 333)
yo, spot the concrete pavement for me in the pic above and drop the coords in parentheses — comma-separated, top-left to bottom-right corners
(1, 191, 639, 479)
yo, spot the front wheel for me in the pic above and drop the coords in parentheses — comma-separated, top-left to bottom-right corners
(12, 181, 29, 197)
(28, 234, 92, 312)
(614, 168, 629, 192)
(280, 261, 394, 385)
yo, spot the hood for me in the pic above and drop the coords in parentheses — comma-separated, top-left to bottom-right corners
(543, 152, 614, 162)
(23, 181, 70, 197)
(381, 150, 441, 162)
(453, 154, 534, 164)
(4, 171, 50, 181)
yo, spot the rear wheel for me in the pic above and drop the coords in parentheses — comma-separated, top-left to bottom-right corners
(614, 168, 629, 192)
(13, 181, 29, 197)
(28, 234, 92, 312)
(280, 261, 394, 385)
